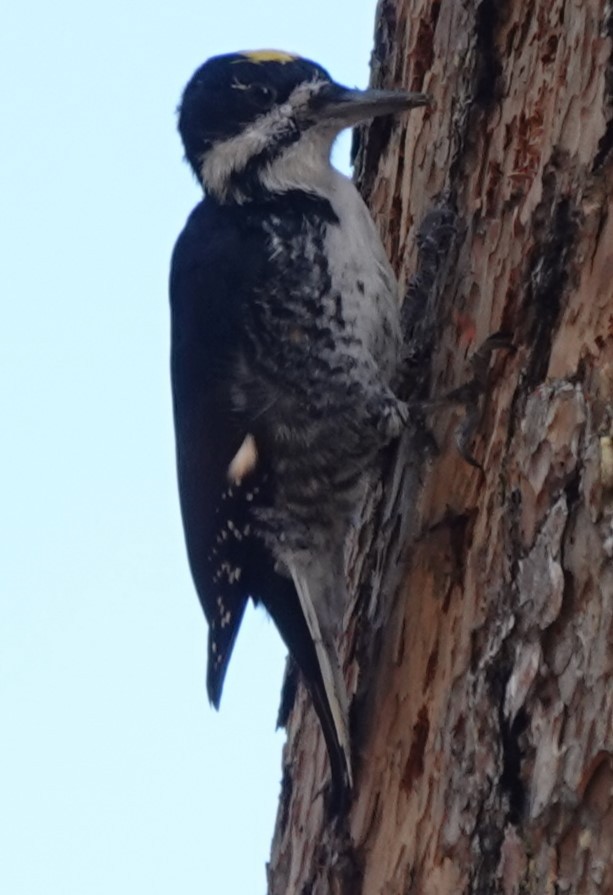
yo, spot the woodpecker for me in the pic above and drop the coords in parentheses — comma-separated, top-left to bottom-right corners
(170, 50, 428, 802)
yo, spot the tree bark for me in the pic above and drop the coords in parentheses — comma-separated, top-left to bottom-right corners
(268, 1, 613, 893)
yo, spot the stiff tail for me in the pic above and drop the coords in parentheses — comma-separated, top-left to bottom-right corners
(290, 561, 353, 797)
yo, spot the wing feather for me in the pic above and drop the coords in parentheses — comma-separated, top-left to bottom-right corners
(170, 199, 351, 800)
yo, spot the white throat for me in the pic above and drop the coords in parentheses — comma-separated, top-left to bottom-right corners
(259, 127, 338, 198)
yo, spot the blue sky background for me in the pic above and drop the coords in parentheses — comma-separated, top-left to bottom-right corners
(1, 3, 374, 892)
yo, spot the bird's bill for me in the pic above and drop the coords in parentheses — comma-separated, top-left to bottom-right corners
(312, 83, 430, 126)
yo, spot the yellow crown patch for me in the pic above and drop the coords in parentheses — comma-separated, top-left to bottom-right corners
(237, 50, 298, 64)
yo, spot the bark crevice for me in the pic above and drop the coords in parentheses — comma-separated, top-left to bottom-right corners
(267, 3, 613, 892)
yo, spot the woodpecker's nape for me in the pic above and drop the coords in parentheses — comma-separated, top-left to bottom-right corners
(170, 49, 428, 807)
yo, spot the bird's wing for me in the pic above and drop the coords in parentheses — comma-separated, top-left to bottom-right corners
(170, 200, 352, 801)
(170, 201, 264, 705)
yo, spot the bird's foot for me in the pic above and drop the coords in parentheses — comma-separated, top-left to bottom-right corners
(424, 331, 515, 468)
(367, 393, 410, 442)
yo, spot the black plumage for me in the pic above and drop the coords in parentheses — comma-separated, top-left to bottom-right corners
(170, 50, 428, 804)
(171, 195, 355, 794)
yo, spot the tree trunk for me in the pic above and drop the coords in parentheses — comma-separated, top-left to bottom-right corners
(267, 1, 613, 892)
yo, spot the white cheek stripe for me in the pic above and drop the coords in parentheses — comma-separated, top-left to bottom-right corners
(199, 80, 330, 202)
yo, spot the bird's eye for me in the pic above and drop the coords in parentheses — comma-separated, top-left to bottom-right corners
(247, 83, 277, 109)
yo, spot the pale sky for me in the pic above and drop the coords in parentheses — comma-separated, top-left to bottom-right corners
(1, 2, 374, 892)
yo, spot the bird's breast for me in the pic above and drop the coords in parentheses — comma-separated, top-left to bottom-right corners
(324, 176, 401, 379)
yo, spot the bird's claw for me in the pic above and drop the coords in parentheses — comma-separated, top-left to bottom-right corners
(443, 331, 515, 406)
(377, 398, 410, 441)
(450, 331, 514, 467)
(420, 331, 514, 468)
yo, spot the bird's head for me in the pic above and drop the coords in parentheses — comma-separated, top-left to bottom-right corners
(178, 50, 428, 203)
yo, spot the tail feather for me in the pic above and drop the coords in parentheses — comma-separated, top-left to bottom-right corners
(307, 662, 353, 810)
(290, 563, 353, 793)
(262, 565, 352, 807)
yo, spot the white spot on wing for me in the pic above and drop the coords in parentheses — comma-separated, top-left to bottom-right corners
(227, 434, 258, 484)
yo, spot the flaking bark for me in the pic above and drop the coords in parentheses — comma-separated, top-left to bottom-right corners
(268, 1, 613, 893)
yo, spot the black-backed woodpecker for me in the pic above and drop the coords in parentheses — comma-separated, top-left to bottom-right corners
(170, 49, 428, 802)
